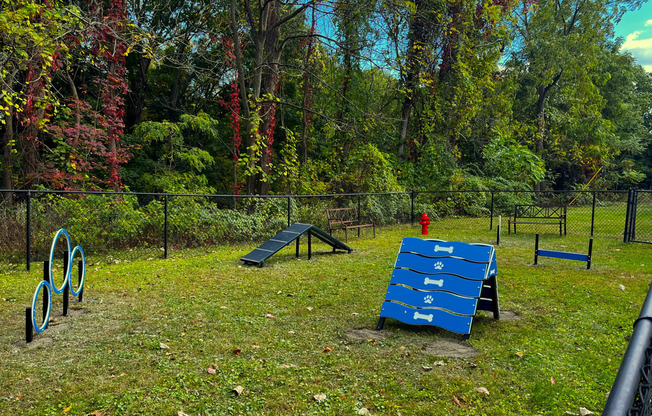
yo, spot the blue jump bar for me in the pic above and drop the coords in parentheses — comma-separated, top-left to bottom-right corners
(537, 249, 588, 262)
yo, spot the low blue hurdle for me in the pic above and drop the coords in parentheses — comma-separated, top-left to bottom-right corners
(376, 238, 500, 339)
(534, 233, 593, 270)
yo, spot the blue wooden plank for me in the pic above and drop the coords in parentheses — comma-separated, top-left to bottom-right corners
(488, 250, 497, 277)
(395, 252, 488, 280)
(538, 249, 588, 262)
(383, 284, 478, 315)
(389, 269, 483, 297)
(400, 237, 493, 262)
(379, 301, 474, 334)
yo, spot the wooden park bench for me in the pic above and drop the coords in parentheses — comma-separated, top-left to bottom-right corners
(376, 237, 500, 339)
(508, 204, 567, 236)
(326, 207, 375, 242)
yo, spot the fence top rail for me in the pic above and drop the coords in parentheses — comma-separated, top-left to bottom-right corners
(0, 189, 411, 199)
(0, 188, 635, 199)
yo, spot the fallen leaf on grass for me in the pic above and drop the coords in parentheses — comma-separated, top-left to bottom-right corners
(232, 386, 244, 396)
(313, 393, 326, 402)
(618, 284, 626, 291)
(358, 408, 370, 415)
(178, 411, 189, 416)
(453, 395, 466, 408)
(265, 313, 275, 319)
(579, 408, 594, 416)
(306, 307, 313, 311)
(63, 404, 73, 412)
(159, 343, 169, 350)
(91, 411, 106, 416)
(207, 368, 216, 375)
(434, 360, 446, 366)
(475, 387, 490, 396)
(515, 351, 524, 357)
(323, 346, 334, 353)
(551, 376, 556, 384)
(233, 349, 241, 355)
(421, 366, 432, 371)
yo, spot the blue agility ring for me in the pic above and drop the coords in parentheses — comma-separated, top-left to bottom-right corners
(49, 229, 71, 294)
(68, 246, 85, 297)
(31, 280, 52, 333)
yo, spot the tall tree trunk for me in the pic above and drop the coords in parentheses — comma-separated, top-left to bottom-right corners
(337, 51, 353, 165)
(398, 0, 432, 161)
(300, 7, 316, 166)
(230, 0, 253, 194)
(125, 52, 150, 131)
(257, 1, 282, 195)
(534, 71, 562, 192)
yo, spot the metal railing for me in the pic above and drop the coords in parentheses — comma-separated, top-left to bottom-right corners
(604, 283, 652, 416)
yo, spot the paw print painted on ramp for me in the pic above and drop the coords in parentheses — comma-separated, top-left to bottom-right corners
(424, 295, 434, 304)
(434, 261, 444, 270)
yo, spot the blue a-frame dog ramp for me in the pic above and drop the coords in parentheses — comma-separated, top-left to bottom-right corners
(376, 238, 500, 339)
(241, 223, 353, 267)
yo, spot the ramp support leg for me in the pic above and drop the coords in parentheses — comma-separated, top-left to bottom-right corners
(376, 317, 385, 331)
(295, 237, 300, 258)
(534, 234, 539, 265)
(308, 232, 312, 260)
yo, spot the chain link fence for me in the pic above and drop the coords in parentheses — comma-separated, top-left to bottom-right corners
(0, 188, 649, 273)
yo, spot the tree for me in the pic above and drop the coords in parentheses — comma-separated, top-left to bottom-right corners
(508, 0, 644, 189)
(229, 0, 313, 194)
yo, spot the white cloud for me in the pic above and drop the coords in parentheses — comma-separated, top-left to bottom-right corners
(622, 31, 652, 72)
(646, 19, 652, 27)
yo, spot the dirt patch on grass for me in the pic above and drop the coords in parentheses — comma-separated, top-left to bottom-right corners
(13, 307, 91, 349)
(345, 328, 387, 342)
(499, 310, 520, 321)
(423, 339, 477, 359)
(14, 336, 54, 349)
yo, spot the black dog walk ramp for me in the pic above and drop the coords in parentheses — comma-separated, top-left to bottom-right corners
(241, 223, 352, 267)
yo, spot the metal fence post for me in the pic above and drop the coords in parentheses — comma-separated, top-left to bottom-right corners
(357, 195, 361, 225)
(623, 189, 632, 243)
(490, 191, 494, 231)
(631, 189, 638, 242)
(26, 191, 31, 271)
(410, 190, 415, 225)
(164, 194, 169, 259)
(287, 197, 291, 227)
(590, 191, 596, 237)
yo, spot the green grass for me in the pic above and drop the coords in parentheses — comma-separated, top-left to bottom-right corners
(1, 221, 651, 415)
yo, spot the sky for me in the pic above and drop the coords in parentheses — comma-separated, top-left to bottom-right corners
(614, 2, 652, 72)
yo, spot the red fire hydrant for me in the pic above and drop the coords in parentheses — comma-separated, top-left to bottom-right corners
(419, 213, 430, 235)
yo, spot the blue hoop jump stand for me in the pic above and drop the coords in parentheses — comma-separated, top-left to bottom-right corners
(534, 233, 593, 270)
(25, 229, 86, 342)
